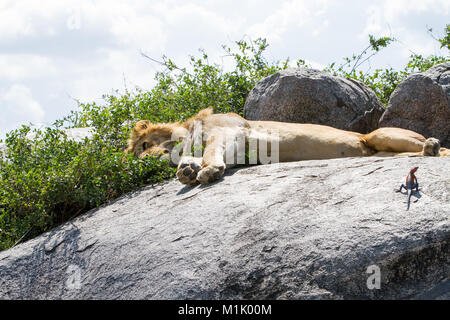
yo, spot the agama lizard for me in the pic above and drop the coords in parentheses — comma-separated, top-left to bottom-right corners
(396, 167, 419, 211)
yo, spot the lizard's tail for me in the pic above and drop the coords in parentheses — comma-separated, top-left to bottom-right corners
(407, 190, 412, 211)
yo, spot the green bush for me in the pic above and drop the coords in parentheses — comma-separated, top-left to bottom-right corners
(0, 125, 174, 250)
(64, 38, 292, 140)
(325, 33, 449, 105)
(0, 32, 448, 251)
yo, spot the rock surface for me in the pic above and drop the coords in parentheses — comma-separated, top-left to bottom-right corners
(0, 156, 449, 300)
(244, 68, 385, 133)
(380, 63, 450, 148)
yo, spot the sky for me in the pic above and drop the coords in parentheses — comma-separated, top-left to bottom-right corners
(0, 0, 449, 139)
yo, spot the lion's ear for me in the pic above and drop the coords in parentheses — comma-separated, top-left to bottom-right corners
(130, 120, 151, 142)
(133, 120, 151, 133)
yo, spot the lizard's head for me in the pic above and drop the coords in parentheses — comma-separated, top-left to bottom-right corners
(410, 167, 419, 173)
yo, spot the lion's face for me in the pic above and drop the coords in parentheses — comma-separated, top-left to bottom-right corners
(127, 120, 187, 166)
(134, 136, 173, 158)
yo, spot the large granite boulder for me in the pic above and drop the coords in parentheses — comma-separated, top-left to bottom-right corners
(0, 156, 449, 299)
(244, 68, 385, 133)
(380, 63, 450, 148)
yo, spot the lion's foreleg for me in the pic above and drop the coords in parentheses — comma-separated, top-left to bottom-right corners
(196, 135, 227, 185)
(196, 128, 245, 185)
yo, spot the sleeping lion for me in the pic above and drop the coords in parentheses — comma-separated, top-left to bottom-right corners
(127, 108, 449, 185)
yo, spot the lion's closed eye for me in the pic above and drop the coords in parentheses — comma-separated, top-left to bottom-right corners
(142, 142, 150, 150)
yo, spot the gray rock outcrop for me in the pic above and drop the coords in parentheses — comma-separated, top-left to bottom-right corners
(0, 156, 449, 299)
(380, 63, 450, 147)
(244, 68, 385, 133)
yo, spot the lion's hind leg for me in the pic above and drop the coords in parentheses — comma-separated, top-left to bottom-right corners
(362, 127, 425, 153)
(365, 128, 448, 157)
(422, 137, 440, 156)
(392, 138, 445, 157)
(422, 138, 450, 157)
(439, 148, 450, 156)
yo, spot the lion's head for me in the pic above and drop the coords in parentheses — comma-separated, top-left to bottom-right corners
(126, 120, 187, 165)
(127, 108, 214, 165)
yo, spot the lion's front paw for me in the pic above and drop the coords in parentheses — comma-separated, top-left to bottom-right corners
(423, 138, 440, 156)
(197, 165, 225, 185)
(176, 157, 202, 185)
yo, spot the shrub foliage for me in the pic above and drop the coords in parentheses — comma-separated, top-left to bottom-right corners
(0, 126, 174, 250)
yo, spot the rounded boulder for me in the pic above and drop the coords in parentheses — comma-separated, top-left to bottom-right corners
(244, 68, 385, 133)
(379, 62, 450, 148)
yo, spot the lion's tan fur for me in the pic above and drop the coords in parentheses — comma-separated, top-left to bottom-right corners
(127, 108, 449, 184)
